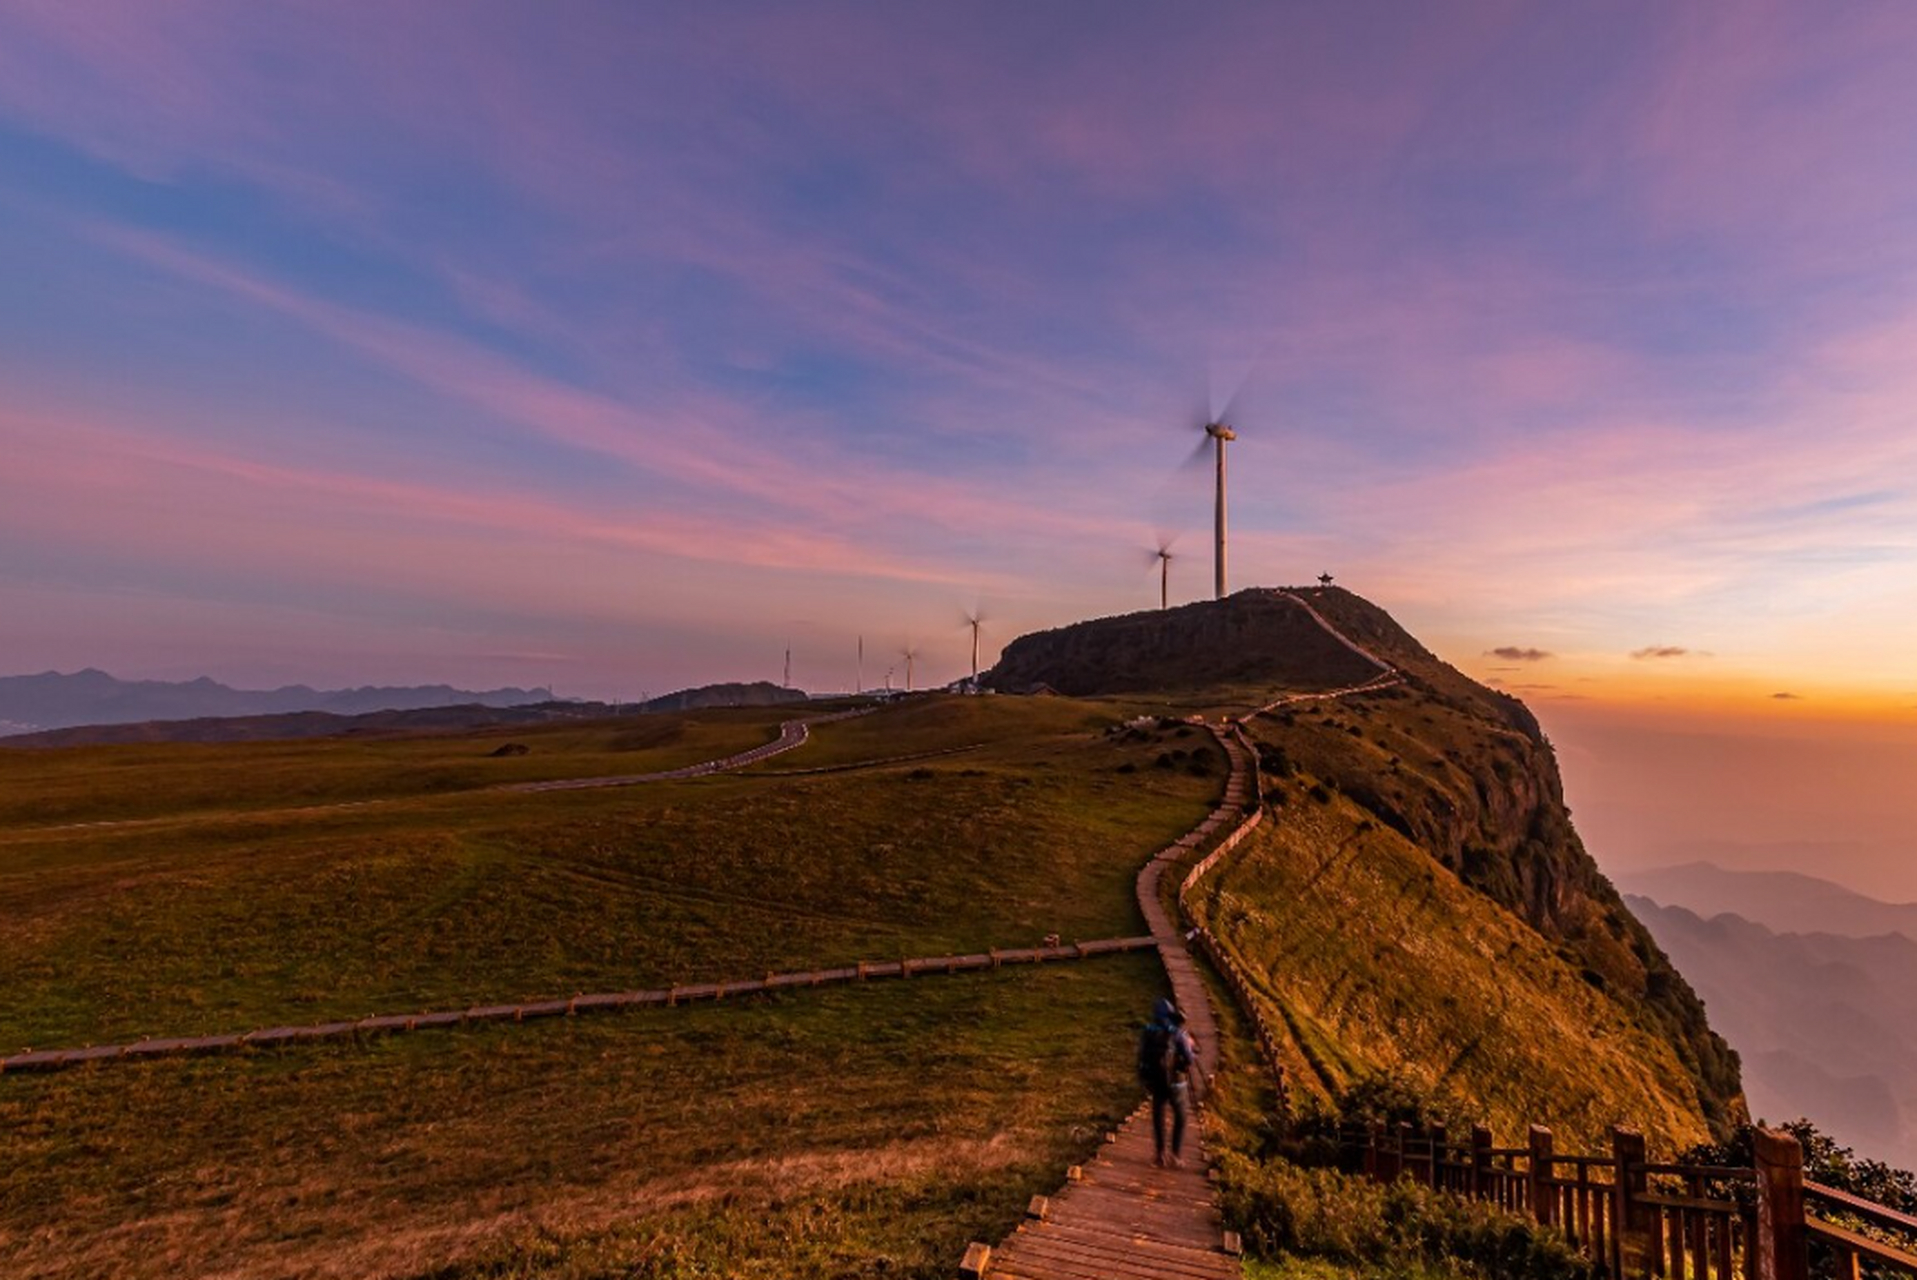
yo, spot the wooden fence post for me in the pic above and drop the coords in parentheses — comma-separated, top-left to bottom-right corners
(1753, 1127, 1809, 1280)
(1430, 1122, 1448, 1191)
(1396, 1121, 1414, 1183)
(1472, 1125, 1494, 1201)
(1614, 1127, 1649, 1280)
(1530, 1125, 1556, 1227)
(1369, 1120, 1387, 1181)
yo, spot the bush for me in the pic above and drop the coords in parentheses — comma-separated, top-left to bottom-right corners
(1216, 1153, 1599, 1280)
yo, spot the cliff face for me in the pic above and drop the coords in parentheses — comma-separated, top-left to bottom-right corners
(1284, 588, 1742, 1135)
(991, 586, 1744, 1142)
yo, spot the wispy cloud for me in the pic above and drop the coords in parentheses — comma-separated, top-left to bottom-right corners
(1632, 646, 1693, 660)
(1489, 646, 1553, 662)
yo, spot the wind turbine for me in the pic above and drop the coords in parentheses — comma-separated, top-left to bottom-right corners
(901, 645, 919, 692)
(1204, 418, 1236, 599)
(1149, 539, 1175, 611)
(962, 610, 987, 688)
(1183, 371, 1250, 600)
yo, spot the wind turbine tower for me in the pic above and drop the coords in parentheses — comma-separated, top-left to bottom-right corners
(902, 646, 918, 692)
(964, 612, 984, 687)
(1155, 544, 1173, 611)
(1207, 419, 1236, 599)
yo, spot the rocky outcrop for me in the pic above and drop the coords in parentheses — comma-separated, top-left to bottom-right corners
(984, 590, 1383, 697)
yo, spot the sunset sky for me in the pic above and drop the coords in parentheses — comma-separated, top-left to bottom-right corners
(3, 5, 1915, 886)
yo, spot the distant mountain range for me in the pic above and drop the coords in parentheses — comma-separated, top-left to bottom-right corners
(1623, 863, 1917, 1170)
(0, 668, 549, 736)
(0, 674, 817, 747)
(1618, 862, 1917, 940)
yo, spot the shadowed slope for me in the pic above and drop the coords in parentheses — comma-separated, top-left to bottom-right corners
(985, 590, 1382, 698)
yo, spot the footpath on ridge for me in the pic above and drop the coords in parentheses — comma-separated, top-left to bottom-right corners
(973, 729, 1255, 1280)
(974, 589, 1405, 1280)
(15, 708, 878, 840)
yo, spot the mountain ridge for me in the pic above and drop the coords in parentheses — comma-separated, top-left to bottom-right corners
(0, 668, 548, 734)
(992, 585, 1743, 1141)
(1626, 894, 1917, 1169)
(1618, 861, 1917, 940)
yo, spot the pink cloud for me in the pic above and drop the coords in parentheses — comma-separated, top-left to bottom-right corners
(0, 403, 972, 594)
(87, 226, 1134, 547)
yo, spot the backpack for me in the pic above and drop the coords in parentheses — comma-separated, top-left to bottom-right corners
(1138, 1024, 1187, 1092)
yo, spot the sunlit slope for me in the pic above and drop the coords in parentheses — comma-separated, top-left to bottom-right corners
(1239, 589, 1741, 1138)
(1198, 796, 1712, 1150)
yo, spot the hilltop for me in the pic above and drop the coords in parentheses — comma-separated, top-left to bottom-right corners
(987, 589, 1384, 697)
(637, 680, 809, 712)
(993, 586, 1742, 1141)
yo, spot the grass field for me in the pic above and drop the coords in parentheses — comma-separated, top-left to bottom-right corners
(0, 694, 1230, 1277)
(0, 706, 801, 829)
(0, 696, 1218, 1050)
(0, 956, 1159, 1280)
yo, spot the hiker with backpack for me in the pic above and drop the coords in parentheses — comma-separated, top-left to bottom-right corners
(1137, 996, 1198, 1168)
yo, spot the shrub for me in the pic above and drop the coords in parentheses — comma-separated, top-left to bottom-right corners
(1216, 1153, 1599, 1280)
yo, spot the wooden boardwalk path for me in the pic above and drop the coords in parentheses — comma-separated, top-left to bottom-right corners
(974, 728, 1254, 1279)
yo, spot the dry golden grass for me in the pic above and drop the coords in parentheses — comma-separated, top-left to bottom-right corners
(0, 959, 1159, 1280)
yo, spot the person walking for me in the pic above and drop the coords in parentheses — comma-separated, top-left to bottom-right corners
(1137, 996, 1196, 1168)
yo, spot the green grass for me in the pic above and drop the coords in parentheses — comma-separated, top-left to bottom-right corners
(0, 956, 1160, 1280)
(0, 707, 798, 829)
(0, 696, 1215, 1052)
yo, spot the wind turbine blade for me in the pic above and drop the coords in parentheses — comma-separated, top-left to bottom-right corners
(1181, 436, 1212, 471)
(1215, 348, 1271, 427)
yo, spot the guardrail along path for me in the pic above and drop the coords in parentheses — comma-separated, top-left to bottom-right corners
(973, 729, 1255, 1279)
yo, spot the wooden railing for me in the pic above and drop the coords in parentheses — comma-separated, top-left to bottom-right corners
(1343, 1123, 1917, 1280)
(1805, 1178, 1917, 1280)
(1179, 723, 1289, 1106)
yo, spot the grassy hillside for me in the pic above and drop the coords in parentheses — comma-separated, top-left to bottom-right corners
(1236, 592, 1740, 1136)
(0, 706, 795, 827)
(1192, 794, 1712, 1149)
(0, 695, 1223, 1277)
(0, 957, 1154, 1280)
(0, 696, 1217, 1050)
(0, 589, 1750, 1276)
